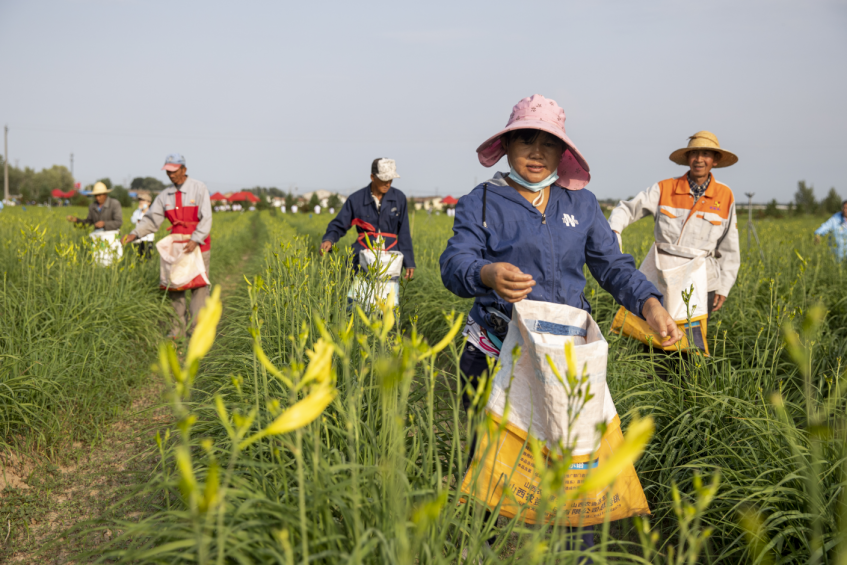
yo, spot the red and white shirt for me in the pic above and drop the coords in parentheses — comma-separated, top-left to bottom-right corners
(131, 177, 213, 252)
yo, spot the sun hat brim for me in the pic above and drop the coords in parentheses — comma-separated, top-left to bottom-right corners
(477, 119, 591, 190)
(669, 147, 738, 168)
(162, 163, 183, 172)
(374, 172, 400, 181)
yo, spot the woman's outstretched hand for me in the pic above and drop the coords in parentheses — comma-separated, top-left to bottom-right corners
(480, 262, 536, 303)
(641, 297, 683, 347)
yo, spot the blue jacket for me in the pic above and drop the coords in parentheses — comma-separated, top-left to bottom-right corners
(440, 173, 661, 337)
(815, 212, 847, 260)
(323, 185, 416, 268)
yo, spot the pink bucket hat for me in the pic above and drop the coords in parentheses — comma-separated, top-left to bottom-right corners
(476, 94, 591, 190)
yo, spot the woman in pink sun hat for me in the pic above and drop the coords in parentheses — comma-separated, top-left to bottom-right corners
(440, 95, 681, 555)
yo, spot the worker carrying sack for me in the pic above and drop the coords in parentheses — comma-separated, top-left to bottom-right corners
(89, 230, 123, 267)
(347, 226, 403, 308)
(156, 234, 210, 291)
(611, 242, 710, 355)
(461, 300, 650, 526)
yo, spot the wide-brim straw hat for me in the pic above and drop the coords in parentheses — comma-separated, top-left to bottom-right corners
(90, 181, 112, 195)
(669, 131, 738, 168)
(137, 190, 152, 203)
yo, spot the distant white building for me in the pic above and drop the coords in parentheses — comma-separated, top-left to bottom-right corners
(301, 190, 347, 208)
(411, 196, 444, 211)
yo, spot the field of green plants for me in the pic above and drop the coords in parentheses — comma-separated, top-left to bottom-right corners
(1, 205, 845, 564)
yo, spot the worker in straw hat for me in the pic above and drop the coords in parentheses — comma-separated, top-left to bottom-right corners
(608, 131, 741, 313)
(66, 181, 123, 231)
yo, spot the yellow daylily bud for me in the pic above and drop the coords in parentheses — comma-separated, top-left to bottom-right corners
(574, 416, 654, 496)
(423, 314, 464, 359)
(265, 384, 336, 436)
(239, 383, 337, 449)
(299, 339, 335, 388)
(564, 341, 577, 382)
(187, 285, 222, 366)
(379, 289, 395, 341)
(201, 459, 220, 513)
(175, 445, 198, 499)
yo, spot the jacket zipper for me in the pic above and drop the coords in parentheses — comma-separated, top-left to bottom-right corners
(677, 195, 703, 244)
(543, 206, 555, 301)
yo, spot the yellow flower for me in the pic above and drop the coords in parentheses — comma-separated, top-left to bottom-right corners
(186, 286, 222, 366)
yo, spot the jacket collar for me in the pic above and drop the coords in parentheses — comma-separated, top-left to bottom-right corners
(674, 172, 716, 198)
(165, 177, 191, 194)
(483, 171, 556, 213)
(362, 184, 397, 207)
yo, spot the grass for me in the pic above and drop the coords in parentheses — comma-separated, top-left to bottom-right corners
(2, 207, 846, 564)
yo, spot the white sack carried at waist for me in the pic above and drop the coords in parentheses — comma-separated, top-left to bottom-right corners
(89, 230, 122, 267)
(486, 300, 615, 456)
(639, 242, 709, 321)
(359, 249, 403, 279)
(156, 234, 209, 289)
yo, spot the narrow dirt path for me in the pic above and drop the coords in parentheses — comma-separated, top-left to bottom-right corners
(0, 216, 264, 564)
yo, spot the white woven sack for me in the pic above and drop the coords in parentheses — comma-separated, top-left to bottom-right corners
(639, 243, 709, 321)
(359, 249, 403, 279)
(156, 234, 209, 288)
(89, 230, 122, 266)
(486, 300, 615, 456)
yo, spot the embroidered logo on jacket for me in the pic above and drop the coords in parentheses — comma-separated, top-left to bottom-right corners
(562, 214, 579, 227)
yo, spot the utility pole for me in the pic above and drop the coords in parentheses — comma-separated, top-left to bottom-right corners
(4, 125, 8, 202)
(70, 153, 74, 177)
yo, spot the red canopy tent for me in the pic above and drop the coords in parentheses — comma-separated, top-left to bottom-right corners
(210, 192, 228, 201)
(441, 196, 458, 205)
(51, 189, 76, 199)
(228, 191, 260, 203)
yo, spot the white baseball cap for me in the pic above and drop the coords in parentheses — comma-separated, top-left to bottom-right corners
(371, 158, 400, 182)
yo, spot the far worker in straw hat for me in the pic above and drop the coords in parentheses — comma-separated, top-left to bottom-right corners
(66, 181, 123, 231)
(608, 131, 741, 313)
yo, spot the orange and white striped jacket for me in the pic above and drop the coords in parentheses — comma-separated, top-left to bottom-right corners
(608, 173, 740, 297)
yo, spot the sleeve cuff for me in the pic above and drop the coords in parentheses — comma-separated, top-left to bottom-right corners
(637, 293, 663, 320)
(472, 261, 491, 294)
(608, 219, 625, 234)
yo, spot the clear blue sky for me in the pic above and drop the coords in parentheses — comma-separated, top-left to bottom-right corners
(2, 0, 845, 201)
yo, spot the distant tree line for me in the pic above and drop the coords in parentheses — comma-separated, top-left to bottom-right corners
(239, 186, 343, 213)
(755, 181, 842, 219)
(0, 157, 173, 208)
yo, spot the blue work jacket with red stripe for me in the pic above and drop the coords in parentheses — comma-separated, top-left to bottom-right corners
(322, 184, 416, 268)
(439, 173, 661, 337)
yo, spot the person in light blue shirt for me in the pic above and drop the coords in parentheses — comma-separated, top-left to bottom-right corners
(814, 200, 847, 260)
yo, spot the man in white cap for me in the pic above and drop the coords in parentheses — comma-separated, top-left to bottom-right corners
(320, 158, 416, 278)
(66, 181, 123, 231)
(608, 132, 741, 314)
(122, 153, 212, 338)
